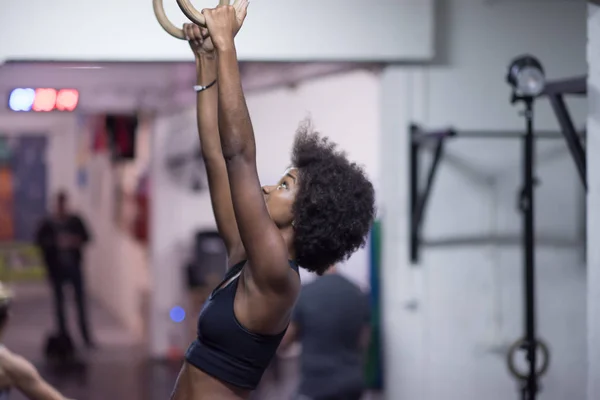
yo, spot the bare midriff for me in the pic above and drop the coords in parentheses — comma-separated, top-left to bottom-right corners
(170, 361, 251, 400)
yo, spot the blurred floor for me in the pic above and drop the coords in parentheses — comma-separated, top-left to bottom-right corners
(3, 282, 380, 400)
(3, 282, 180, 400)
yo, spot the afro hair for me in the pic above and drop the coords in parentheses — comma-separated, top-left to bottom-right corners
(291, 120, 376, 275)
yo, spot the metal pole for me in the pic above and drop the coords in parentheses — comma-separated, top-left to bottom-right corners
(522, 99, 537, 399)
(409, 125, 420, 264)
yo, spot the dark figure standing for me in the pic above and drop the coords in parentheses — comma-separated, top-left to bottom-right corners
(35, 191, 94, 348)
(280, 265, 371, 400)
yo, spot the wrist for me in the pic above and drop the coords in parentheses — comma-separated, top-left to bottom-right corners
(195, 52, 217, 67)
(195, 55, 217, 81)
(215, 41, 236, 55)
(196, 50, 216, 60)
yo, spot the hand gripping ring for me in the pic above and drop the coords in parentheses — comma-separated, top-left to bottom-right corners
(506, 338, 550, 381)
(153, 0, 238, 40)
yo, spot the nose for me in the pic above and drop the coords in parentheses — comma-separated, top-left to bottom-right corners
(262, 185, 274, 194)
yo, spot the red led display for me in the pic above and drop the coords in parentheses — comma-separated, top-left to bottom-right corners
(8, 88, 80, 112)
(56, 89, 79, 111)
(32, 89, 58, 112)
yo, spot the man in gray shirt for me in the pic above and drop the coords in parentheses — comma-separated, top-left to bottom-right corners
(280, 266, 371, 400)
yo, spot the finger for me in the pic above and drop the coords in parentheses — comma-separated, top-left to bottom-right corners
(183, 23, 191, 40)
(201, 9, 212, 26)
(192, 24, 202, 40)
(200, 27, 209, 38)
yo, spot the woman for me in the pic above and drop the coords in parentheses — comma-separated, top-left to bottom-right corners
(171, 3, 376, 400)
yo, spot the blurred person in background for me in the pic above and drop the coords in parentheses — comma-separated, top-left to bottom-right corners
(279, 265, 371, 400)
(0, 282, 76, 400)
(35, 191, 94, 349)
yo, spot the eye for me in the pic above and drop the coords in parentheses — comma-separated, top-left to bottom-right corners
(279, 181, 288, 190)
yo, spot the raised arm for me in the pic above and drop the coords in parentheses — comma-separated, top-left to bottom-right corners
(184, 23, 243, 263)
(203, 3, 293, 289)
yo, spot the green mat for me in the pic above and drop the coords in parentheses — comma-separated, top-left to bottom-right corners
(0, 243, 46, 282)
(365, 220, 383, 389)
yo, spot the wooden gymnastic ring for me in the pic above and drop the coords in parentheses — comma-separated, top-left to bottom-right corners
(153, 0, 186, 39)
(506, 338, 550, 381)
(154, 0, 231, 39)
(176, 0, 238, 28)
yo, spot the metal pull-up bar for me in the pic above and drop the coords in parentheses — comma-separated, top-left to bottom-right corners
(408, 124, 579, 264)
(412, 129, 569, 144)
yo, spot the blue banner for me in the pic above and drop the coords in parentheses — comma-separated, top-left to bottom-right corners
(0, 135, 47, 281)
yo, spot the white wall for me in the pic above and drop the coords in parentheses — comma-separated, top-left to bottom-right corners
(149, 69, 380, 357)
(0, 0, 433, 63)
(587, 3, 600, 400)
(78, 116, 152, 342)
(150, 107, 216, 357)
(381, 1, 588, 399)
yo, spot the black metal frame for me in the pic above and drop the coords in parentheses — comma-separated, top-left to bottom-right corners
(408, 75, 587, 400)
(543, 76, 588, 190)
(409, 126, 570, 264)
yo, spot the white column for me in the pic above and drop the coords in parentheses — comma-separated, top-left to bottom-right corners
(380, 66, 427, 399)
(587, 3, 600, 399)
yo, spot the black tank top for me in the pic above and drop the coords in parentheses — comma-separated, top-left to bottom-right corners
(185, 260, 299, 389)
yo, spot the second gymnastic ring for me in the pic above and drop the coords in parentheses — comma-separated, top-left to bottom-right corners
(506, 338, 550, 381)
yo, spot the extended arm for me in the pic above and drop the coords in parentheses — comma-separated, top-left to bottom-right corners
(185, 23, 243, 263)
(205, 5, 292, 289)
(1, 351, 72, 400)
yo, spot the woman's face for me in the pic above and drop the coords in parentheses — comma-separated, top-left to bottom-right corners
(262, 168, 298, 228)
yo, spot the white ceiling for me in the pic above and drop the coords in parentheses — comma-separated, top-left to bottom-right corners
(0, 61, 381, 115)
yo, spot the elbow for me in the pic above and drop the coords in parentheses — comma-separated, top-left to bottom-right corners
(222, 143, 255, 164)
(220, 126, 256, 162)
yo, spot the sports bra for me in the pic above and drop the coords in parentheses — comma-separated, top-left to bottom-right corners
(185, 259, 299, 390)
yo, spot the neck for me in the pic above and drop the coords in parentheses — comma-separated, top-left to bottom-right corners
(324, 265, 337, 275)
(280, 226, 296, 260)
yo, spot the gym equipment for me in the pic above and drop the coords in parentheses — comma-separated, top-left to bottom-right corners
(409, 56, 587, 400)
(44, 332, 76, 364)
(153, 0, 239, 39)
(186, 230, 227, 289)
